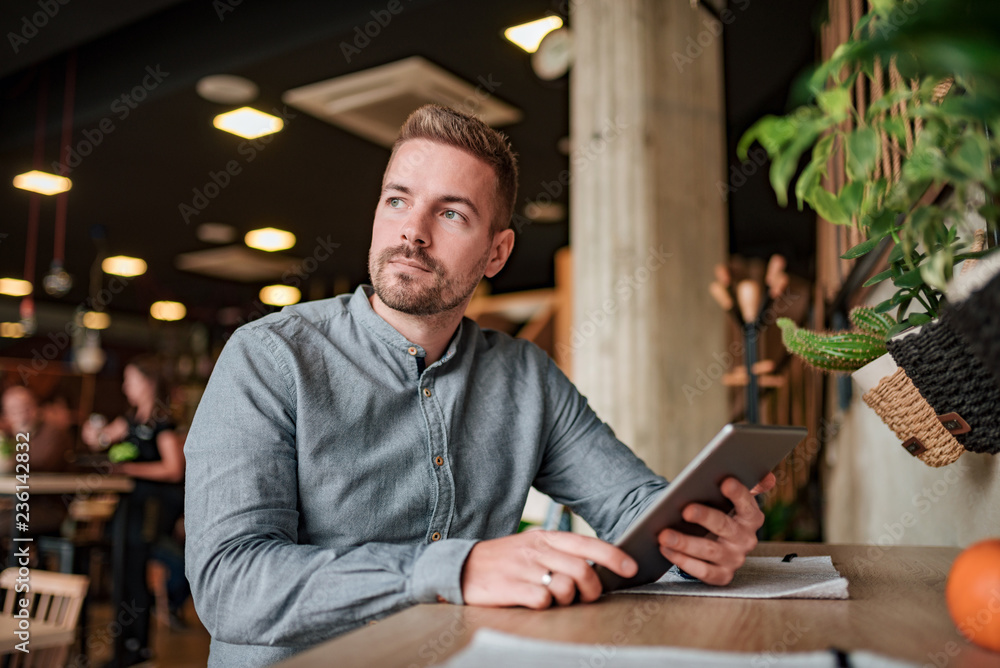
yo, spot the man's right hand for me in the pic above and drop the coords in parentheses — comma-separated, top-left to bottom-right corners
(460, 531, 637, 609)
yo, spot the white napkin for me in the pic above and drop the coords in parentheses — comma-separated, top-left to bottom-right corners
(614, 556, 849, 599)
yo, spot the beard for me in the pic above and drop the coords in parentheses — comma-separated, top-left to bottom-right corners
(369, 243, 489, 316)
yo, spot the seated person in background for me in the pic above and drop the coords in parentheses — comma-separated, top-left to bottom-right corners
(1, 385, 74, 536)
(82, 356, 188, 666)
(184, 105, 774, 668)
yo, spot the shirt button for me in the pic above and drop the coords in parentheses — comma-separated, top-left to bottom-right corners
(434, 456, 444, 466)
(430, 531, 441, 542)
(423, 388, 432, 398)
(407, 346, 418, 356)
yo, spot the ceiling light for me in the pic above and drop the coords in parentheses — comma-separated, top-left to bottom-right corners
(196, 74, 260, 104)
(82, 311, 111, 330)
(213, 107, 284, 139)
(102, 255, 147, 277)
(245, 227, 296, 252)
(0, 322, 25, 338)
(0, 278, 33, 297)
(13, 170, 72, 195)
(504, 16, 563, 53)
(260, 284, 300, 306)
(197, 222, 238, 244)
(151, 301, 186, 321)
(524, 201, 566, 223)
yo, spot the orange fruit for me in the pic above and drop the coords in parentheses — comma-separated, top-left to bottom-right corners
(946, 538, 1000, 652)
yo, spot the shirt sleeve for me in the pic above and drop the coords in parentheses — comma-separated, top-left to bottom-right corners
(532, 355, 668, 542)
(184, 326, 477, 648)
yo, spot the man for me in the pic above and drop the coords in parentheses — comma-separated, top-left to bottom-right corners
(185, 105, 773, 667)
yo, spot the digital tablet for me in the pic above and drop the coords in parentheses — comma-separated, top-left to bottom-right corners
(596, 423, 807, 592)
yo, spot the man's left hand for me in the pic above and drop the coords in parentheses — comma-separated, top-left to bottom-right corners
(655, 472, 776, 586)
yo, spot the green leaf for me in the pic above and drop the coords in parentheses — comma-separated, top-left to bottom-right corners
(950, 133, 990, 181)
(863, 268, 893, 287)
(842, 237, 880, 260)
(795, 134, 835, 209)
(810, 188, 851, 225)
(892, 269, 925, 288)
(886, 321, 913, 338)
(839, 181, 865, 215)
(738, 116, 793, 160)
(874, 298, 895, 314)
(846, 127, 879, 181)
(817, 87, 852, 121)
(908, 312, 933, 326)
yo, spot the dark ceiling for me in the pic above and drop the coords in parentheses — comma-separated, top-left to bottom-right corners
(0, 0, 822, 353)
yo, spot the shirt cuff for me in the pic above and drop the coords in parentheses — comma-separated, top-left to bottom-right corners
(410, 538, 478, 605)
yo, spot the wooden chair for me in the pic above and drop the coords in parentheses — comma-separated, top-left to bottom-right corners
(0, 567, 89, 667)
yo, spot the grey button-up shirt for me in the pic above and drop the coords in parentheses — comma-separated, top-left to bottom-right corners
(185, 285, 667, 667)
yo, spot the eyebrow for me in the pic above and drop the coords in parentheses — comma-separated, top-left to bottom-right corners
(383, 182, 481, 219)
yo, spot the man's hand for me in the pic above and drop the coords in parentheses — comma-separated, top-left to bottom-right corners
(461, 531, 637, 609)
(656, 472, 776, 586)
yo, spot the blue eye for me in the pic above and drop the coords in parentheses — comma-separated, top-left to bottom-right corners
(443, 210, 460, 220)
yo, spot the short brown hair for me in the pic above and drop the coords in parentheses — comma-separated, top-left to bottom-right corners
(388, 104, 518, 234)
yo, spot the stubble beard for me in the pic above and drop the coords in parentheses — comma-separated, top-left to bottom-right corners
(369, 244, 489, 316)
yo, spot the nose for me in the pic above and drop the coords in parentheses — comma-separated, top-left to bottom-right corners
(400, 205, 432, 247)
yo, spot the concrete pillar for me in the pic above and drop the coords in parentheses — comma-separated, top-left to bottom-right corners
(570, 0, 728, 476)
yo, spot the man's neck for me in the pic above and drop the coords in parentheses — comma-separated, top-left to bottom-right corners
(369, 292, 467, 365)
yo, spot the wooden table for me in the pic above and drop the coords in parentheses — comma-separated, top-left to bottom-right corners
(275, 542, 998, 667)
(0, 616, 75, 653)
(0, 473, 134, 668)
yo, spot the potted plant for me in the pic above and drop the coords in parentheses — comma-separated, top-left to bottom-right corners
(739, 0, 1000, 466)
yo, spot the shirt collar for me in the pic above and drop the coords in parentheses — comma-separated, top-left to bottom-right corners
(348, 285, 465, 364)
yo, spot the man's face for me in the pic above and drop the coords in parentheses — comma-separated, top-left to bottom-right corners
(368, 139, 505, 316)
(2, 388, 36, 430)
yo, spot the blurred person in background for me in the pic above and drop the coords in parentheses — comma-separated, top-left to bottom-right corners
(0, 385, 75, 537)
(82, 355, 189, 666)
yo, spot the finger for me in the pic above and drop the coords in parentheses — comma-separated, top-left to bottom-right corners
(658, 529, 744, 571)
(659, 546, 735, 586)
(543, 572, 577, 606)
(506, 582, 553, 610)
(530, 532, 638, 579)
(749, 472, 777, 496)
(536, 551, 604, 603)
(719, 478, 765, 527)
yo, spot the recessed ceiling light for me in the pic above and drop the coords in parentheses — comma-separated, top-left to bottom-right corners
(260, 285, 300, 306)
(197, 222, 238, 244)
(102, 255, 147, 277)
(213, 107, 283, 139)
(151, 301, 186, 321)
(0, 278, 33, 297)
(0, 322, 25, 338)
(524, 201, 566, 223)
(245, 227, 296, 252)
(196, 74, 260, 104)
(13, 170, 72, 195)
(82, 311, 111, 330)
(504, 16, 563, 53)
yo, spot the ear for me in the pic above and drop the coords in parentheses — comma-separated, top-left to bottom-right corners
(483, 228, 515, 279)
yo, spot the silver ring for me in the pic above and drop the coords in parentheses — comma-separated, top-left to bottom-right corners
(541, 571, 553, 587)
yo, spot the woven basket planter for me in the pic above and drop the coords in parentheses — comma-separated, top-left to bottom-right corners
(853, 351, 965, 467)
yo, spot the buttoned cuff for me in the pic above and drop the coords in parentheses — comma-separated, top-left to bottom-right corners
(411, 538, 478, 605)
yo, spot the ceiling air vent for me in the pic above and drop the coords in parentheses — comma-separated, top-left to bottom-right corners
(282, 56, 522, 148)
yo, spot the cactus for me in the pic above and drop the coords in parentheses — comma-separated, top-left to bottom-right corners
(777, 315, 892, 373)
